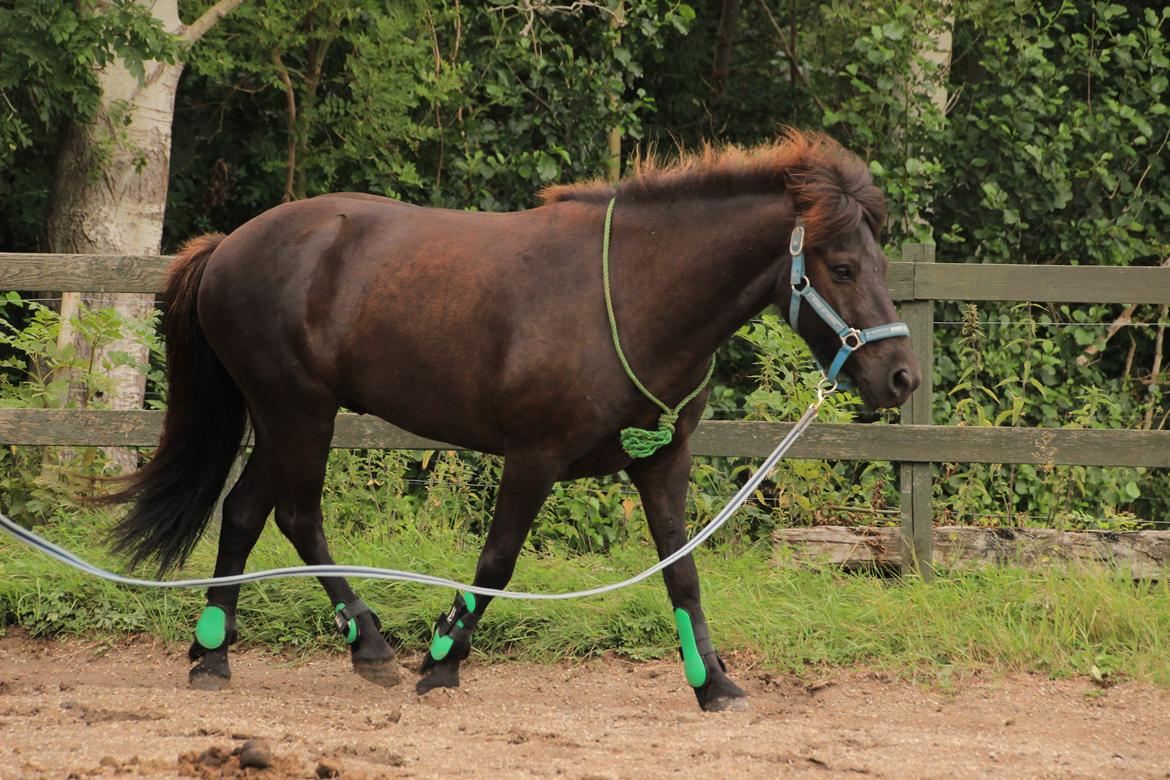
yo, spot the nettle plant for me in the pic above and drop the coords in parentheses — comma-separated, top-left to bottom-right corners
(0, 293, 163, 522)
(0, 293, 162, 410)
(936, 303, 1152, 529)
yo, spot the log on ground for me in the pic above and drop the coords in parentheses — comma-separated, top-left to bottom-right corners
(773, 526, 1170, 578)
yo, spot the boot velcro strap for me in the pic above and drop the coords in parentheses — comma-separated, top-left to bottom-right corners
(429, 593, 481, 662)
(446, 610, 479, 643)
(219, 611, 237, 640)
(344, 598, 374, 622)
(334, 599, 378, 640)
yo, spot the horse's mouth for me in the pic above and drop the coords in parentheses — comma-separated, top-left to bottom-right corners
(855, 382, 913, 412)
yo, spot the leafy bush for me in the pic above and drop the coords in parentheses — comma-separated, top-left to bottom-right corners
(0, 293, 163, 523)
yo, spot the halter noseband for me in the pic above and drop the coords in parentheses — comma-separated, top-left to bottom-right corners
(787, 220, 910, 387)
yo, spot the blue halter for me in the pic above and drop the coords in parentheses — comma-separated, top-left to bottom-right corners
(787, 220, 910, 387)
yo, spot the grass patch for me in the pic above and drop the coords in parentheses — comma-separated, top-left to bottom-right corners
(2, 512, 1170, 684)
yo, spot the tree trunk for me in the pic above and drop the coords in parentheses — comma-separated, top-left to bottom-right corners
(606, 1, 626, 184)
(712, 0, 741, 99)
(902, 8, 953, 239)
(913, 12, 953, 115)
(45, 0, 242, 474)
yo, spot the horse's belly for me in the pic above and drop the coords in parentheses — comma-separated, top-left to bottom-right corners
(350, 387, 506, 457)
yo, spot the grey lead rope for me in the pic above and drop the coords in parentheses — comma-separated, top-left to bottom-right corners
(0, 387, 830, 602)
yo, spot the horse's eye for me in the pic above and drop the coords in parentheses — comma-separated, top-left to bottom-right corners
(831, 264, 853, 282)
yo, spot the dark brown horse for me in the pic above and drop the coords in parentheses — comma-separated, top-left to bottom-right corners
(108, 130, 920, 712)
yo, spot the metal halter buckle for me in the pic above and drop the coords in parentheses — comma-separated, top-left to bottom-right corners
(789, 224, 805, 256)
(842, 328, 864, 350)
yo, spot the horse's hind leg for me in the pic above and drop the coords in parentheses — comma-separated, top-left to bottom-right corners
(628, 444, 748, 712)
(417, 455, 557, 694)
(266, 413, 400, 687)
(188, 439, 279, 690)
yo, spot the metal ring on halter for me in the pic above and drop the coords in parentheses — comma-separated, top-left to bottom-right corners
(842, 328, 864, 350)
(815, 376, 838, 404)
(793, 275, 810, 293)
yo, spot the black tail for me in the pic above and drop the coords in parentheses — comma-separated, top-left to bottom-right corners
(105, 233, 247, 574)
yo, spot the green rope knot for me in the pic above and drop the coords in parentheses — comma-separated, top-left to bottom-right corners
(602, 197, 714, 459)
(620, 410, 678, 458)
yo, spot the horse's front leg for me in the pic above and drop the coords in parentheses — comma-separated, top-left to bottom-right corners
(417, 454, 557, 694)
(628, 442, 748, 712)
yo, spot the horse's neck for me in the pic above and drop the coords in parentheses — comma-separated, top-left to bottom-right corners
(613, 195, 793, 386)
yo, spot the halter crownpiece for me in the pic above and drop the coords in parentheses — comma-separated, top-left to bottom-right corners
(787, 218, 910, 387)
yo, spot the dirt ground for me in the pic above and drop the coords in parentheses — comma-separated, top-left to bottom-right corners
(1, 634, 1168, 779)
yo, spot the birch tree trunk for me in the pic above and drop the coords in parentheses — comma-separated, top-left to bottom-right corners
(45, 0, 242, 474)
(903, 6, 953, 239)
(605, 0, 626, 184)
(914, 11, 953, 115)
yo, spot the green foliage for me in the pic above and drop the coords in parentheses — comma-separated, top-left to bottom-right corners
(0, 293, 160, 409)
(0, 0, 177, 247)
(168, 0, 693, 235)
(935, 302, 1159, 527)
(813, 0, 951, 243)
(938, 2, 1169, 267)
(0, 293, 163, 524)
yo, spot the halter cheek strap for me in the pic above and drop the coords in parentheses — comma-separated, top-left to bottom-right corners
(787, 221, 910, 386)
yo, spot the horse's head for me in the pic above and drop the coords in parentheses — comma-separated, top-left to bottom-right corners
(775, 136, 921, 409)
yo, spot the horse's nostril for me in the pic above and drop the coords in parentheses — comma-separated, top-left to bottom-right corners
(890, 367, 916, 397)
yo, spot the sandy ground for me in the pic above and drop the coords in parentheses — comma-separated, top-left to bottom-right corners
(1, 633, 1168, 779)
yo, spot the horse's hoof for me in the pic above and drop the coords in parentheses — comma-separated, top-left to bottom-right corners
(694, 667, 748, 712)
(189, 669, 230, 691)
(188, 651, 231, 691)
(415, 664, 459, 695)
(354, 658, 401, 688)
(701, 695, 750, 713)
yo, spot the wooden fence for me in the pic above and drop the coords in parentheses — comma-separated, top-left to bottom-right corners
(2, 246, 1169, 577)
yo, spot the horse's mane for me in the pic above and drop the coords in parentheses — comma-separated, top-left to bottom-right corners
(539, 129, 886, 244)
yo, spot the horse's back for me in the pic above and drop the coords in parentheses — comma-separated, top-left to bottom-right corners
(194, 193, 606, 453)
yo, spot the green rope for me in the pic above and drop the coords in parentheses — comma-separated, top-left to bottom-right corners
(602, 197, 714, 459)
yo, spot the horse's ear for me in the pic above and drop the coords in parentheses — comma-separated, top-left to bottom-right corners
(781, 164, 811, 210)
(781, 161, 825, 219)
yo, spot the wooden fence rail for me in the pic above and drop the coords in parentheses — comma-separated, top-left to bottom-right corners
(2, 247, 1169, 577)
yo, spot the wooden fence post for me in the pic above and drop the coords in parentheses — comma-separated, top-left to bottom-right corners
(899, 243, 935, 579)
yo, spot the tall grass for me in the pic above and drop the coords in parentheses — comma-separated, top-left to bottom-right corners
(2, 511, 1169, 684)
